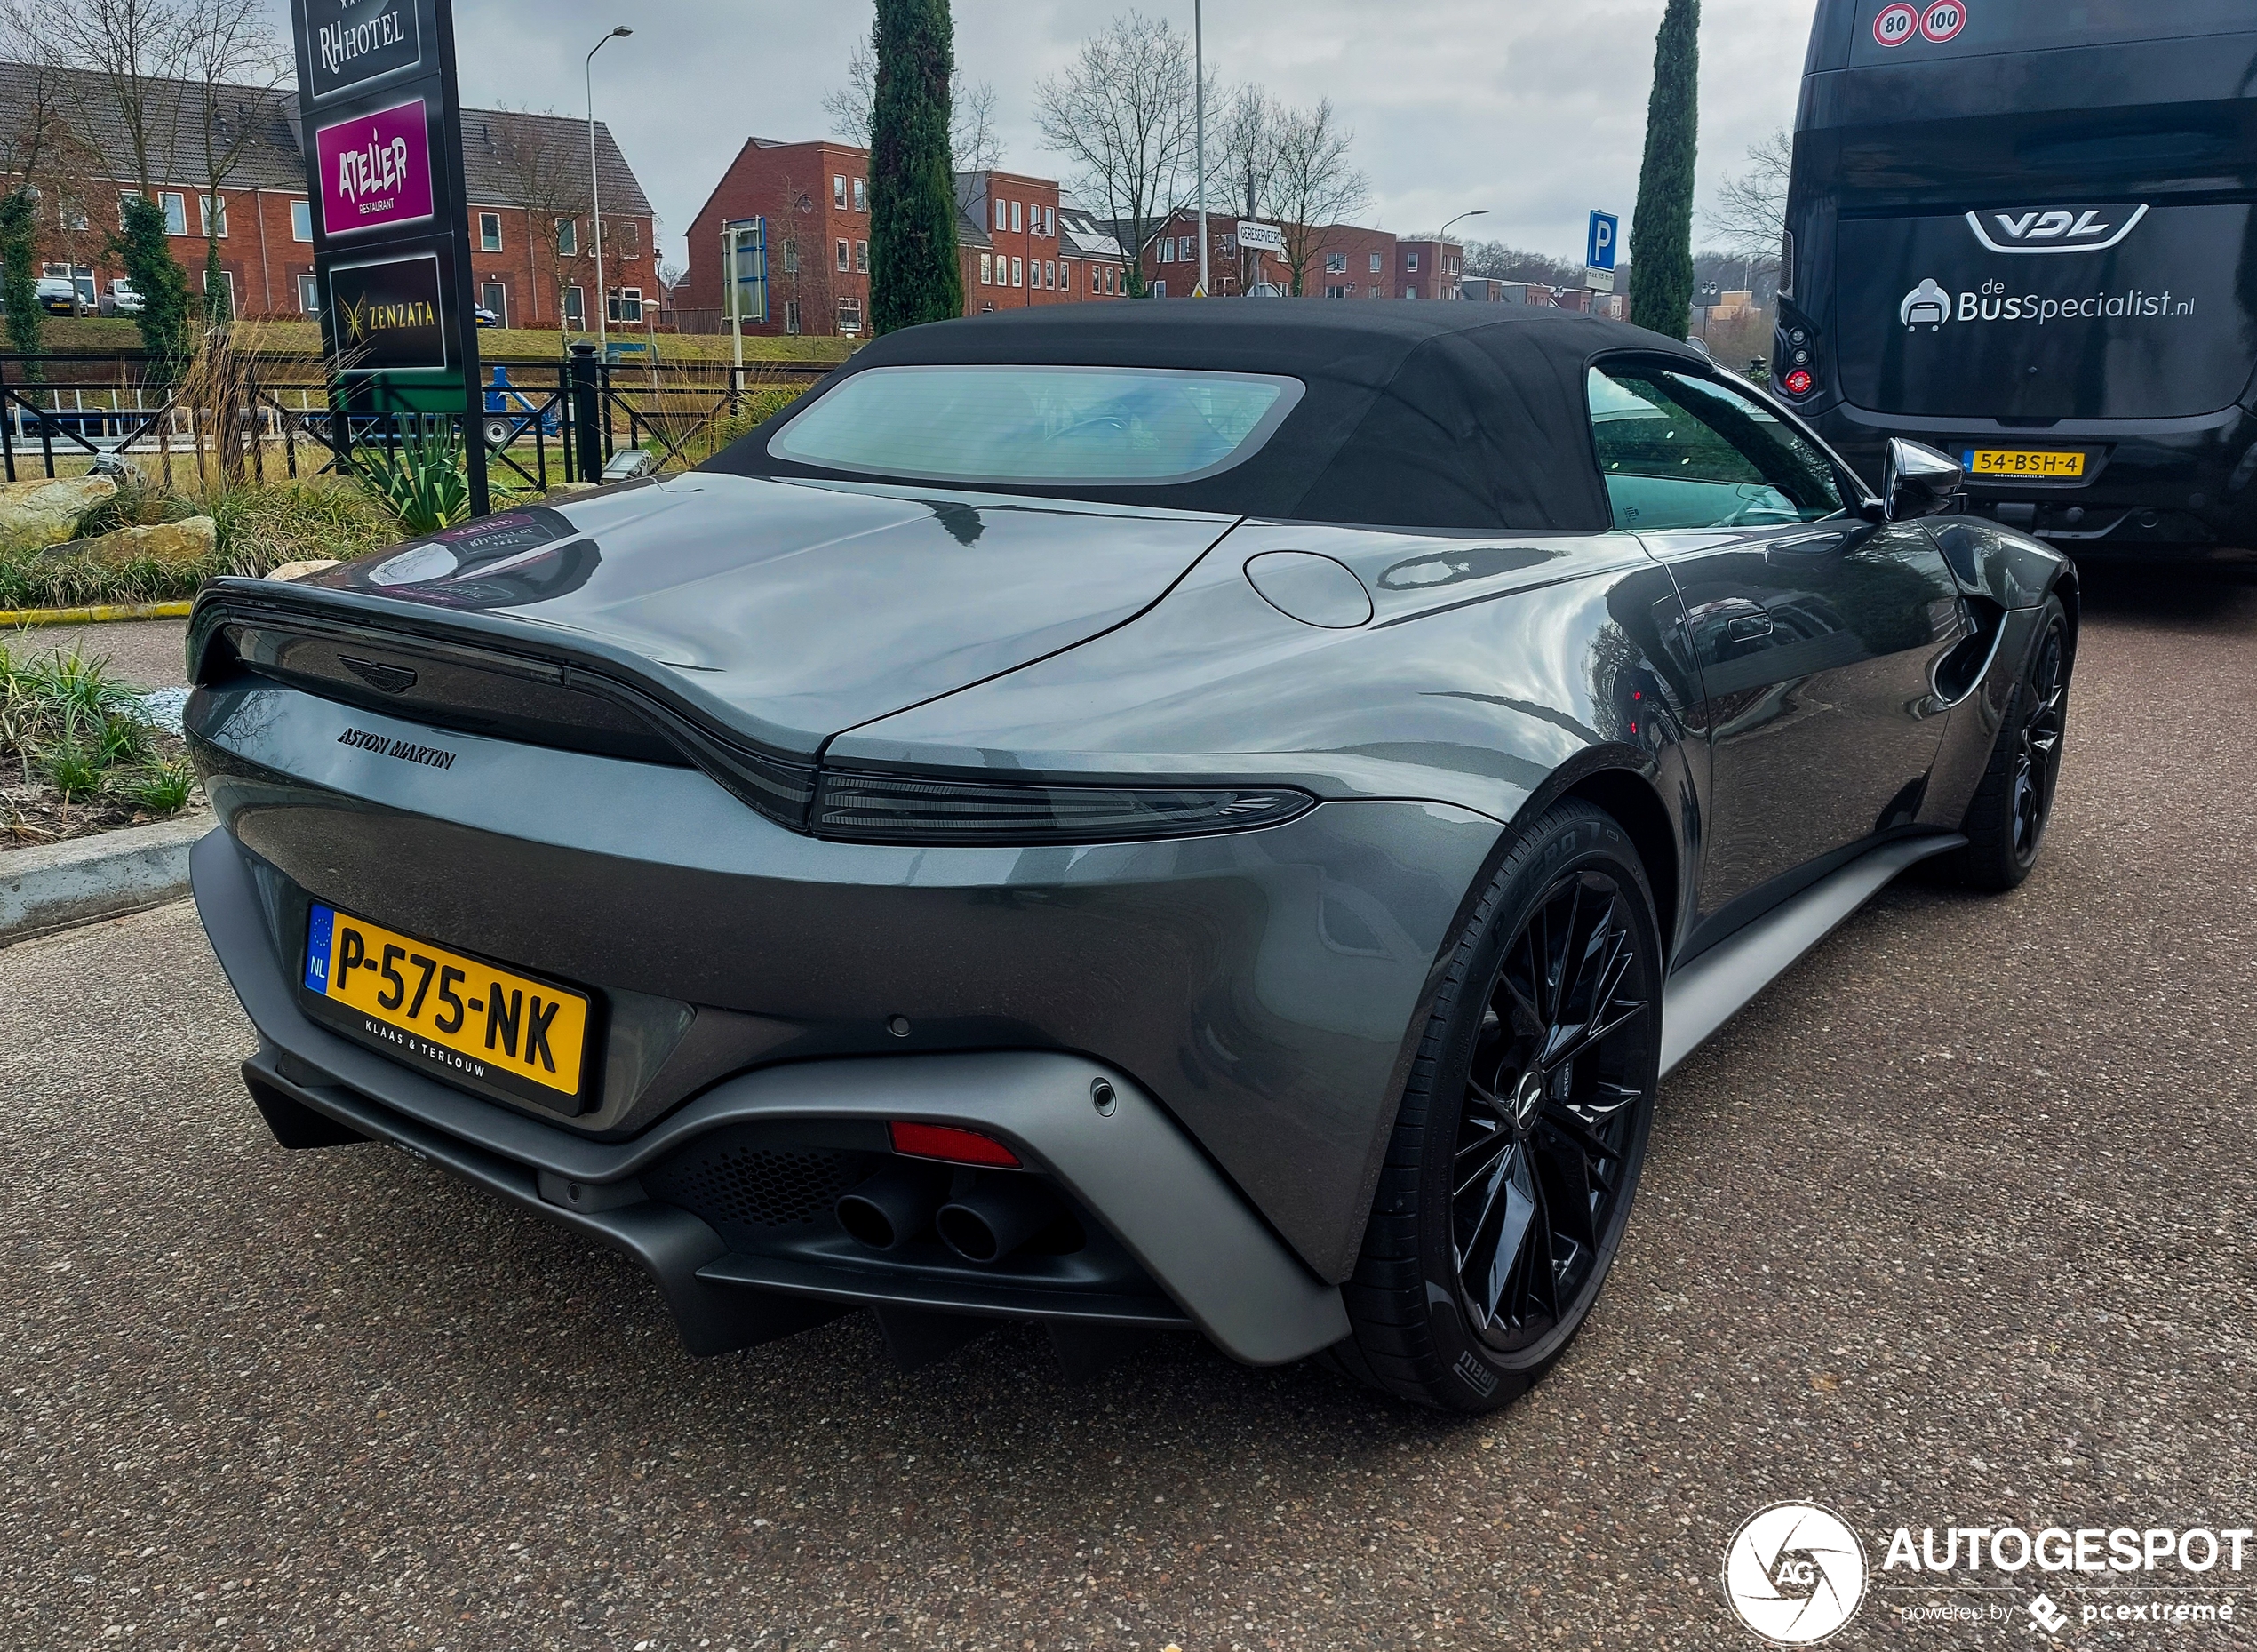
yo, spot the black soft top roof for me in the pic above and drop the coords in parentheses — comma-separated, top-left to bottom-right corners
(704, 302, 1710, 532)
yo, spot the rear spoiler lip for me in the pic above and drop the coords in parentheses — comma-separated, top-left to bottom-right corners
(189, 578, 819, 826)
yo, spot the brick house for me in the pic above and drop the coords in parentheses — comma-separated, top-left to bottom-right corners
(1392, 237, 1465, 301)
(0, 61, 654, 327)
(682, 139, 1125, 337)
(1136, 210, 1404, 301)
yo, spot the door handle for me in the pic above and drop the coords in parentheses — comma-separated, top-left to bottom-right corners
(1724, 611, 1774, 643)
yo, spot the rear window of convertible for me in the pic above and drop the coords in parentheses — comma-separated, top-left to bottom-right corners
(767, 364, 1304, 487)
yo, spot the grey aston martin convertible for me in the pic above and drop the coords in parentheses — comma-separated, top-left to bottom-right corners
(186, 305, 2075, 1411)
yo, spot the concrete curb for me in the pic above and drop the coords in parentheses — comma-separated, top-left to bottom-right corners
(0, 600, 194, 627)
(0, 813, 211, 946)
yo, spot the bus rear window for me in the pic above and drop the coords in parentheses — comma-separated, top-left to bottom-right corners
(1847, 0, 2254, 66)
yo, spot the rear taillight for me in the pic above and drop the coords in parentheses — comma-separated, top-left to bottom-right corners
(1782, 369, 1814, 397)
(889, 1121, 1022, 1168)
(814, 770, 1314, 844)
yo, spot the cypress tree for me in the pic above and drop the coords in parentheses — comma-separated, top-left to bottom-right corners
(0, 191, 42, 379)
(1629, 0, 1699, 339)
(113, 195, 192, 383)
(868, 0, 964, 334)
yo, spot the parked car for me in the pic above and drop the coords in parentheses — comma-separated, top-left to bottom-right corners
(35, 276, 84, 316)
(182, 306, 2076, 1410)
(100, 279, 144, 317)
(473, 304, 500, 329)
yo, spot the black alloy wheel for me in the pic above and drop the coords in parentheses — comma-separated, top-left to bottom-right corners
(1333, 801, 1663, 1412)
(2009, 619, 2068, 862)
(1452, 868, 1655, 1353)
(1945, 594, 2072, 892)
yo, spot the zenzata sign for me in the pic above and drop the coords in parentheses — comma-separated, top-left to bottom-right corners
(302, 0, 423, 103)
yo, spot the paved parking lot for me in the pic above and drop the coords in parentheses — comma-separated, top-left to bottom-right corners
(4, 570, 2253, 1650)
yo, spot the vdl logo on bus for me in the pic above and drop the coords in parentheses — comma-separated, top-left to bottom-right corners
(1966, 203, 2149, 256)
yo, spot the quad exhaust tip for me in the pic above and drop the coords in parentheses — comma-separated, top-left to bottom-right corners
(835, 1161, 945, 1250)
(935, 1178, 1060, 1265)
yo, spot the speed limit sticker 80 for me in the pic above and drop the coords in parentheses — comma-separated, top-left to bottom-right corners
(1875, 1, 1966, 46)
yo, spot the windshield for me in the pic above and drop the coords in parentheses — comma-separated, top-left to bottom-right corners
(767, 365, 1303, 487)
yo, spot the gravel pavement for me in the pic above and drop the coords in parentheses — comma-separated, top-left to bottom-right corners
(2, 571, 2253, 1651)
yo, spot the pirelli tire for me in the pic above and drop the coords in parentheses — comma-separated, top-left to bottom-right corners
(1329, 801, 1662, 1413)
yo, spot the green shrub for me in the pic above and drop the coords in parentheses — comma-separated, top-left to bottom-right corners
(356, 427, 472, 534)
(71, 472, 197, 539)
(98, 711, 152, 765)
(204, 476, 397, 575)
(40, 734, 104, 799)
(117, 757, 196, 815)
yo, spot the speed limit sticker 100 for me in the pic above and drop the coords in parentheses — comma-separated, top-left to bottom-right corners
(1920, 1, 1966, 42)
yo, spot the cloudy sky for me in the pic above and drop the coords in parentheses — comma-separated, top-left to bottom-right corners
(291, 0, 1819, 267)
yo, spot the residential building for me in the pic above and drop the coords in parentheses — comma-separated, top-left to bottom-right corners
(682, 137, 872, 338)
(682, 140, 1125, 337)
(1135, 209, 1400, 300)
(0, 61, 653, 327)
(1392, 238, 1465, 300)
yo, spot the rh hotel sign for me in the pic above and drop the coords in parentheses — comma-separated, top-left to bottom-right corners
(290, 0, 478, 403)
(307, 0, 420, 97)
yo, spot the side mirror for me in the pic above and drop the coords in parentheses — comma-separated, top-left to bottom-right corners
(1884, 438, 1964, 521)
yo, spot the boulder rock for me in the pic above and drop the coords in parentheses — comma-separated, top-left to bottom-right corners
(266, 558, 340, 582)
(0, 475, 117, 539)
(44, 515, 219, 571)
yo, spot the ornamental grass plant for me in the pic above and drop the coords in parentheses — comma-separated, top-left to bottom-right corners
(0, 638, 195, 838)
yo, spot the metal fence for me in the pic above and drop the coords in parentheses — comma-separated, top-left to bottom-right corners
(0, 351, 831, 494)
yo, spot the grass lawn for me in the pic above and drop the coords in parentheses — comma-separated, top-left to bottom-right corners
(27, 316, 852, 366)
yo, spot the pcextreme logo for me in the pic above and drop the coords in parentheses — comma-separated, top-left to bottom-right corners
(1724, 1503, 1869, 1644)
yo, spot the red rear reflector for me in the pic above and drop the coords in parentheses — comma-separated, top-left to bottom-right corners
(889, 1121, 1021, 1167)
(1782, 369, 1814, 397)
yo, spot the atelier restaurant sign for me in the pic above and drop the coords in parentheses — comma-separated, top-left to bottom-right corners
(289, 0, 483, 419)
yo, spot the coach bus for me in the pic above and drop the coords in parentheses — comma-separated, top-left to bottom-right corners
(1778, 1, 2257, 560)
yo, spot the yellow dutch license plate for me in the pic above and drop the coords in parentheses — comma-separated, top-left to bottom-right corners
(302, 904, 591, 1104)
(1965, 448, 2086, 479)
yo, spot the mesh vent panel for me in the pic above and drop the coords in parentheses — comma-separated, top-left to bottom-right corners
(647, 1134, 872, 1234)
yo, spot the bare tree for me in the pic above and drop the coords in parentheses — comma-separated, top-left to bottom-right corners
(178, 0, 288, 322)
(1265, 98, 1368, 298)
(46, 0, 192, 196)
(1208, 83, 1278, 292)
(824, 28, 1001, 172)
(1033, 11, 1200, 297)
(1708, 126, 1793, 266)
(484, 108, 595, 347)
(952, 79, 1000, 174)
(1462, 241, 1587, 287)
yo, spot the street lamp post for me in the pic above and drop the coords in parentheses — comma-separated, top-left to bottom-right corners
(1435, 208, 1487, 297)
(1194, 0, 1208, 299)
(586, 26, 632, 355)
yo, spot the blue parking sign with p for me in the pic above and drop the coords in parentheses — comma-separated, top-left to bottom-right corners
(1588, 211, 1619, 272)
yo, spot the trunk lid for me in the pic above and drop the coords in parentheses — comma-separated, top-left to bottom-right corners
(267, 473, 1235, 757)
